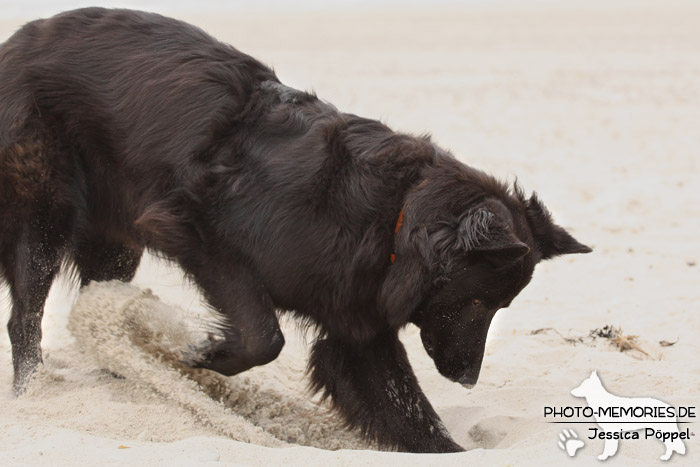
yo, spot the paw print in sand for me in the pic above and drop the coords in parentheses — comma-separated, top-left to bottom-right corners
(558, 429, 585, 457)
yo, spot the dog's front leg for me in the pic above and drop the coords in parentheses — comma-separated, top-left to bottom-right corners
(183, 257, 285, 376)
(598, 438, 619, 460)
(309, 331, 464, 453)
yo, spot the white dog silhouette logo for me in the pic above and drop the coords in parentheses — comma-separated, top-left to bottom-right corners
(571, 371, 687, 461)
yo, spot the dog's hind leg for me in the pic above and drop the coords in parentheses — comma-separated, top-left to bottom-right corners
(1, 138, 69, 393)
(598, 438, 619, 460)
(308, 331, 464, 453)
(661, 436, 686, 461)
(3, 220, 65, 393)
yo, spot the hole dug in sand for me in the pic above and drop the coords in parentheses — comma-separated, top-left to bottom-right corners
(442, 406, 542, 451)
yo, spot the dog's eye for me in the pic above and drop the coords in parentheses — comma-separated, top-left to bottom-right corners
(472, 299, 483, 307)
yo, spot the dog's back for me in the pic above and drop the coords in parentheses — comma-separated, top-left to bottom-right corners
(0, 7, 281, 270)
(1, 7, 276, 195)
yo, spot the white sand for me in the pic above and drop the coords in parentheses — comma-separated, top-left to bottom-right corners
(1, 3, 699, 465)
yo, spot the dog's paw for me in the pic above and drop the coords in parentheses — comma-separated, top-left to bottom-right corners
(558, 429, 585, 457)
(180, 332, 223, 367)
(181, 333, 252, 377)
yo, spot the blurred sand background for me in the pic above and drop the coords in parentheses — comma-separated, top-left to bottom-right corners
(1, 1, 699, 465)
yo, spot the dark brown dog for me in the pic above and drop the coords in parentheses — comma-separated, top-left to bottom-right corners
(0, 8, 590, 452)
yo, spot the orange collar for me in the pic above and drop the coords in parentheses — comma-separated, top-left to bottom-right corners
(389, 179, 424, 264)
(390, 208, 404, 264)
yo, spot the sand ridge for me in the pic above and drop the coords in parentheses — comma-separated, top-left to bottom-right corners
(66, 280, 367, 451)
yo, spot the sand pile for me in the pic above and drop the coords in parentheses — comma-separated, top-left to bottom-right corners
(66, 280, 366, 451)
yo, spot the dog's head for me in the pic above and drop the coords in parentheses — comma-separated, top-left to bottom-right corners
(380, 162, 591, 387)
(571, 370, 602, 398)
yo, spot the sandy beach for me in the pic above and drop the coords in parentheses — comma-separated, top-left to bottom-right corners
(1, 2, 699, 465)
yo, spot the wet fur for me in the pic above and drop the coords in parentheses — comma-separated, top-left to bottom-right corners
(0, 8, 590, 453)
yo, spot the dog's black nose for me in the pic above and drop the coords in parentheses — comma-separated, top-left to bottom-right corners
(458, 373, 478, 389)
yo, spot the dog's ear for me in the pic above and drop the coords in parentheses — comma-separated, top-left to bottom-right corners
(525, 193, 592, 260)
(458, 208, 530, 262)
(431, 208, 529, 266)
